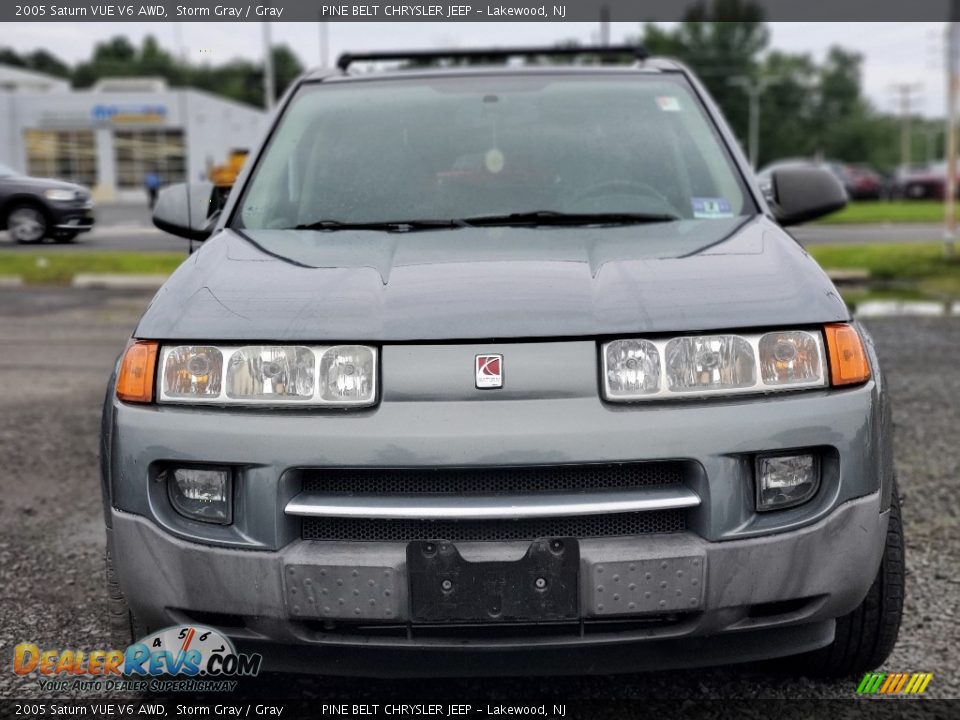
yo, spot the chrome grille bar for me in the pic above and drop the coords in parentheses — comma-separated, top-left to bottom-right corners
(285, 487, 700, 520)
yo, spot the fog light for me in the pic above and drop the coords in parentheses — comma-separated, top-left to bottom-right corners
(756, 454, 819, 511)
(167, 468, 232, 524)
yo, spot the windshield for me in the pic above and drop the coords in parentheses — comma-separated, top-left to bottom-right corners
(0, 163, 17, 178)
(236, 73, 755, 230)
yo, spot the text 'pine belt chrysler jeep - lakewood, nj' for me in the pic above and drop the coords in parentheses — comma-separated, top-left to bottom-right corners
(101, 46, 903, 678)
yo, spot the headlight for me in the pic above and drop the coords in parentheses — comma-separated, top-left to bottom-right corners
(157, 344, 377, 406)
(602, 330, 827, 401)
(44, 189, 76, 201)
(163, 346, 223, 398)
(665, 335, 756, 392)
(318, 345, 376, 404)
(604, 339, 661, 397)
(226, 346, 315, 401)
(758, 331, 823, 386)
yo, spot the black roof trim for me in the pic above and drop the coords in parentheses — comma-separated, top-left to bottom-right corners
(336, 45, 649, 72)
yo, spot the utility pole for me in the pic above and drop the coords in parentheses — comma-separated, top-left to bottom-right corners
(946, 15, 960, 258)
(172, 23, 187, 64)
(599, 6, 610, 47)
(728, 76, 777, 170)
(262, 20, 275, 110)
(892, 82, 923, 169)
(318, 19, 329, 68)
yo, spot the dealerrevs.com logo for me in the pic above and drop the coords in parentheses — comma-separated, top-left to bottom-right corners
(13, 625, 262, 692)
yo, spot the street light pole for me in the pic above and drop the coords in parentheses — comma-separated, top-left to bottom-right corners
(729, 76, 774, 170)
(891, 82, 923, 170)
(946, 19, 959, 258)
(262, 20, 275, 110)
(318, 20, 329, 68)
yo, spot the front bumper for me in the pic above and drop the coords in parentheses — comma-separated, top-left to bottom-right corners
(49, 202, 95, 232)
(103, 337, 892, 675)
(109, 491, 886, 675)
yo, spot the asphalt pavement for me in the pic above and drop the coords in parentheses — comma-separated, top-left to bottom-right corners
(0, 286, 956, 703)
(0, 202, 950, 250)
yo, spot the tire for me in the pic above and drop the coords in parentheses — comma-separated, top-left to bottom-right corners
(796, 484, 905, 677)
(5, 203, 48, 244)
(105, 542, 143, 647)
(52, 230, 79, 243)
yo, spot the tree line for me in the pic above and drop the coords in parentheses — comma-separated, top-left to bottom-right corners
(0, 35, 304, 113)
(639, 10, 936, 172)
(0, 4, 942, 172)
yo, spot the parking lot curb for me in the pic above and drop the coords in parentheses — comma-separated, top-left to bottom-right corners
(826, 268, 870, 284)
(0, 276, 24, 287)
(71, 274, 168, 290)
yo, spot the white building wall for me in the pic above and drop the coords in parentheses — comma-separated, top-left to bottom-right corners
(180, 89, 269, 183)
(0, 87, 267, 201)
(0, 93, 20, 170)
(0, 64, 71, 93)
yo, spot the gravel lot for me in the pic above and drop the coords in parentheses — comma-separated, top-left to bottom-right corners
(0, 287, 956, 704)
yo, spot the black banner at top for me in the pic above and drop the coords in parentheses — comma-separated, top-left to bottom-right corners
(2, 0, 958, 23)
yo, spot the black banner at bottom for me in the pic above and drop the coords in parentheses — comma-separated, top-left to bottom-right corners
(0, 699, 957, 720)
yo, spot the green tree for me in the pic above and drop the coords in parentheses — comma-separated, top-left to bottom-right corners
(643, 1, 770, 144)
(23, 50, 71, 78)
(755, 51, 819, 164)
(0, 46, 71, 78)
(270, 44, 305, 102)
(0, 48, 26, 67)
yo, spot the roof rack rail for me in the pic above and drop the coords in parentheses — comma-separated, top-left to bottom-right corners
(336, 45, 649, 72)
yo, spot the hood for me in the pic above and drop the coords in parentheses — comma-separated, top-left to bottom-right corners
(2, 175, 87, 193)
(136, 217, 848, 342)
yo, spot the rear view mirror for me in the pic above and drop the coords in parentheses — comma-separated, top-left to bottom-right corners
(152, 182, 220, 241)
(765, 167, 847, 226)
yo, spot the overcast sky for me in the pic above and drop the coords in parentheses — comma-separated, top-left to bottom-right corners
(5, 21, 947, 116)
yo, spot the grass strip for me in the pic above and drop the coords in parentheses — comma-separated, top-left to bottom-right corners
(0, 251, 185, 284)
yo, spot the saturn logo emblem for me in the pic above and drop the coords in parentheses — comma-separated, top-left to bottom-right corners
(475, 354, 503, 389)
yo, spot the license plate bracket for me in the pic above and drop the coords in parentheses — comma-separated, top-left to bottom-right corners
(406, 538, 579, 623)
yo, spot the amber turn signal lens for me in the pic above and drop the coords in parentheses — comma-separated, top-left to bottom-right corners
(824, 324, 871, 387)
(116, 341, 159, 403)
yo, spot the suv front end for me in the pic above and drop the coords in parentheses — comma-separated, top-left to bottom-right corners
(101, 47, 902, 678)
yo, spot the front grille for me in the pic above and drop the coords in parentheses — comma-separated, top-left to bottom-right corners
(301, 510, 685, 542)
(296, 615, 694, 639)
(299, 461, 685, 496)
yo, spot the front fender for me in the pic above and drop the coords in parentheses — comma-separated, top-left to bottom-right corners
(100, 355, 122, 528)
(855, 320, 894, 511)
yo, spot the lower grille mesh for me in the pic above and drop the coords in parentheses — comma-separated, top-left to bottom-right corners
(301, 510, 686, 543)
(299, 462, 684, 495)
(298, 462, 690, 542)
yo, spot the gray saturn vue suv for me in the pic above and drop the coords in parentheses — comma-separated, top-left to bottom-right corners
(101, 46, 903, 678)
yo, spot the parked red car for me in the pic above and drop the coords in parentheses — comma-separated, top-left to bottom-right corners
(892, 162, 960, 200)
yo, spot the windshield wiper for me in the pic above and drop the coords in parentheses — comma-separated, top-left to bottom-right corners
(458, 210, 680, 227)
(291, 211, 679, 232)
(293, 218, 470, 232)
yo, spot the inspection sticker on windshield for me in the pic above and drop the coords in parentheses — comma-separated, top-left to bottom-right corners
(656, 96, 682, 112)
(692, 197, 734, 219)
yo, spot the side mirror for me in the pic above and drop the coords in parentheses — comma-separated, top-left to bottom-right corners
(765, 166, 847, 226)
(152, 182, 220, 241)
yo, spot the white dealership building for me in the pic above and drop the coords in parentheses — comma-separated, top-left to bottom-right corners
(0, 64, 267, 201)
